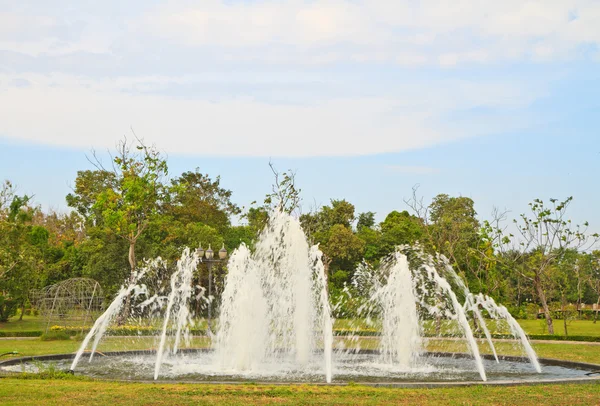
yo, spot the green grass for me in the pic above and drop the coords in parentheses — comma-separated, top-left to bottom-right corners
(0, 379, 598, 405)
(0, 336, 212, 358)
(0, 315, 214, 336)
(0, 315, 46, 332)
(515, 319, 600, 337)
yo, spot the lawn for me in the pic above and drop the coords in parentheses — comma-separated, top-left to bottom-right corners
(0, 314, 47, 332)
(515, 319, 600, 336)
(0, 379, 599, 406)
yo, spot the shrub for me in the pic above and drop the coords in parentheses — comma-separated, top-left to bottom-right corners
(0, 295, 18, 322)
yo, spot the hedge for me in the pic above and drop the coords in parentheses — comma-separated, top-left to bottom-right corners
(0, 330, 43, 337)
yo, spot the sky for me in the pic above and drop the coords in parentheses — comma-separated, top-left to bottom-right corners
(0, 1, 599, 232)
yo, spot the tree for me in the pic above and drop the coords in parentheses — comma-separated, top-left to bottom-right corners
(167, 169, 240, 233)
(379, 210, 424, 257)
(357, 212, 376, 230)
(406, 188, 500, 295)
(66, 170, 117, 227)
(300, 199, 361, 284)
(489, 197, 599, 334)
(263, 162, 301, 214)
(584, 250, 600, 323)
(68, 138, 169, 279)
(322, 224, 365, 285)
(0, 192, 47, 320)
(356, 226, 382, 262)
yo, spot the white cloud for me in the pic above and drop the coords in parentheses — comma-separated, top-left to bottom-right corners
(2, 1, 599, 64)
(0, 73, 540, 157)
(0, 2, 580, 157)
(134, 0, 600, 65)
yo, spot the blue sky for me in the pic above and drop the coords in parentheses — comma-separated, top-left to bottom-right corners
(1, 1, 599, 232)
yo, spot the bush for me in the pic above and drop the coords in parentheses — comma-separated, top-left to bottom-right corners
(40, 331, 71, 341)
(0, 295, 18, 322)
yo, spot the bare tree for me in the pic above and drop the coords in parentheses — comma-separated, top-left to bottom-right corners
(264, 161, 301, 215)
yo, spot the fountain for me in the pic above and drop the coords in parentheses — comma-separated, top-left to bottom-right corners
(2, 210, 597, 385)
(213, 210, 333, 382)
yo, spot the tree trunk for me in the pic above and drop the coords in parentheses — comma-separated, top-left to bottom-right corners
(117, 240, 137, 325)
(594, 297, 599, 324)
(472, 312, 480, 333)
(561, 294, 568, 338)
(128, 240, 136, 272)
(18, 299, 25, 321)
(534, 274, 554, 334)
(323, 254, 332, 292)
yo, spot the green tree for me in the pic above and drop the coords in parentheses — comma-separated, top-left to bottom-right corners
(322, 224, 366, 285)
(582, 250, 600, 323)
(66, 170, 117, 226)
(379, 210, 424, 257)
(68, 138, 169, 278)
(356, 226, 382, 262)
(0, 191, 47, 320)
(489, 197, 599, 334)
(357, 212, 376, 230)
(167, 169, 240, 233)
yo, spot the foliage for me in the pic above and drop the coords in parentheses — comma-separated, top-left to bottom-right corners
(379, 210, 424, 257)
(0, 295, 18, 322)
(487, 197, 599, 334)
(167, 169, 240, 232)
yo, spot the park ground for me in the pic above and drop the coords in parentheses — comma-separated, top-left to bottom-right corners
(1, 316, 600, 405)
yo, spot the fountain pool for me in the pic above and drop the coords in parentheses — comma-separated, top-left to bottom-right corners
(3, 210, 599, 386)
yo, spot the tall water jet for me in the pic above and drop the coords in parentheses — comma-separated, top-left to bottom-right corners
(354, 253, 422, 366)
(214, 244, 269, 371)
(154, 248, 199, 380)
(214, 210, 333, 382)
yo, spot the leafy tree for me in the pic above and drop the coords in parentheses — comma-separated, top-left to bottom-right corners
(300, 199, 356, 241)
(322, 224, 365, 285)
(245, 206, 269, 236)
(68, 138, 169, 278)
(356, 226, 382, 262)
(488, 197, 599, 334)
(66, 170, 116, 226)
(321, 200, 355, 229)
(0, 192, 47, 320)
(379, 210, 424, 257)
(357, 212, 376, 230)
(583, 250, 600, 323)
(167, 169, 240, 233)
